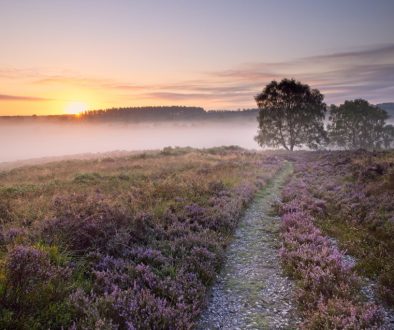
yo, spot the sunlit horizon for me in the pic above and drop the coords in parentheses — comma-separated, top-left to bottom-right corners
(1, 0, 394, 116)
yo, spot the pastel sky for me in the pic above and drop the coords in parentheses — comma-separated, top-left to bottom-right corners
(1, 0, 394, 115)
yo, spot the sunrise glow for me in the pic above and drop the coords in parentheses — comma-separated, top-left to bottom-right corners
(0, 1, 393, 116)
(64, 102, 87, 115)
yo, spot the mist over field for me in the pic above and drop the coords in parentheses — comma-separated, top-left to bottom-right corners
(0, 120, 259, 163)
(2, 108, 393, 164)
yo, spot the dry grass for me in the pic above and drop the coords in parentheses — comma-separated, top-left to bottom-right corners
(0, 146, 282, 329)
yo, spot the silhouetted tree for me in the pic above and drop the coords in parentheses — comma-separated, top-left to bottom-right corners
(255, 79, 327, 151)
(328, 99, 391, 150)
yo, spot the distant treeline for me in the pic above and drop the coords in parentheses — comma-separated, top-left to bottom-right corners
(0, 103, 392, 124)
(79, 106, 259, 122)
(0, 106, 259, 123)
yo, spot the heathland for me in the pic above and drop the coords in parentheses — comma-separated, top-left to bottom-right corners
(0, 147, 393, 329)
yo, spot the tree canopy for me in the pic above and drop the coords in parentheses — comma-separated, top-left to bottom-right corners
(255, 79, 327, 151)
(78, 106, 258, 123)
(328, 99, 393, 150)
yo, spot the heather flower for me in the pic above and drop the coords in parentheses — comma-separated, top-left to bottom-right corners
(5, 245, 53, 294)
(2, 226, 26, 244)
(279, 162, 386, 328)
(305, 297, 382, 329)
(0, 148, 283, 328)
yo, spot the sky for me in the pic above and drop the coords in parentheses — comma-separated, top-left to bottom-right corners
(1, 0, 394, 115)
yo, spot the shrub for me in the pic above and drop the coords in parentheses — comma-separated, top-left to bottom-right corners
(279, 172, 383, 328)
(0, 148, 280, 328)
(0, 245, 73, 329)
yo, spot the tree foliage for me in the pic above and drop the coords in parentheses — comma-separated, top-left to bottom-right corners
(78, 106, 258, 123)
(255, 79, 327, 151)
(328, 99, 393, 150)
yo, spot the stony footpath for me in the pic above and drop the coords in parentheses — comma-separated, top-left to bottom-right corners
(198, 164, 300, 329)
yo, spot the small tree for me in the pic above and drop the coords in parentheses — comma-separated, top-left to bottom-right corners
(328, 99, 391, 150)
(255, 78, 327, 151)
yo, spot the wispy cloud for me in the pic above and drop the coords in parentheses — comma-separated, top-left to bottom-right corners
(1, 44, 393, 109)
(0, 94, 51, 101)
(141, 91, 251, 102)
(140, 44, 394, 106)
(304, 44, 394, 63)
(209, 44, 394, 105)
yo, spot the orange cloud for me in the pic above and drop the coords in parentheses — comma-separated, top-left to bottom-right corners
(1, 44, 394, 115)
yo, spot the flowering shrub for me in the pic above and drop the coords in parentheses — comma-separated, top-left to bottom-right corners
(0, 147, 281, 328)
(296, 151, 394, 307)
(279, 151, 393, 328)
(0, 226, 26, 245)
(5, 245, 54, 294)
(0, 245, 73, 329)
(306, 297, 382, 329)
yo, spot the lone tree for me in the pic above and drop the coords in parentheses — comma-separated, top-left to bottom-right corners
(255, 78, 327, 151)
(328, 99, 393, 150)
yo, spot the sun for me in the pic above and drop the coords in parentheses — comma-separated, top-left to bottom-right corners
(65, 102, 87, 115)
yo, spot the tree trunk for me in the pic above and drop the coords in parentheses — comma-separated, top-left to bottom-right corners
(281, 142, 289, 151)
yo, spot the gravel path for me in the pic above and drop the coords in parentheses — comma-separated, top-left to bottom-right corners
(198, 164, 300, 329)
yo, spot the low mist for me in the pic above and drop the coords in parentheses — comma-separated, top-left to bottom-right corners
(0, 120, 259, 164)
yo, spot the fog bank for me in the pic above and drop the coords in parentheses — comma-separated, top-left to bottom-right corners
(0, 121, 259, 163)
